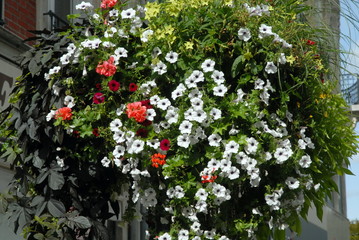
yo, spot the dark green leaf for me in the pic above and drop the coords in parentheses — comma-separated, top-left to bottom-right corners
(41, 50, 53, 65)
(48, 170, 65, 190)
(68, 216, 92, 229)
(47, 199, 66, 217)
(231, 55, 244, 78)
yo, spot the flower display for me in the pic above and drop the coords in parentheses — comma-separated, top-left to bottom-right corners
(0, 1, 357, 240)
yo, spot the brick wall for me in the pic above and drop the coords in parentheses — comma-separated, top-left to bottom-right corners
(4, 0, 36, 40)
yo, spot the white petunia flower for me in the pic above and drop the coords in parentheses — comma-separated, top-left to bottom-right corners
(195, 188, 208, 201)
(177, 134, 191, 148)
(191, 222, 202, 234)
(179, 120, 193, 134)
(64, 95, 75, 108)
(150, 95, 160, 106)
(274, 147, 293, 164)
(114, 47, 128, 58)
(113, 130, 126, 143)
(212, 183, 227, 198)
(153, 61, 167, 75)
(299, 154, 312, 168)
(258, 24, 273, 39)
(109, 9, 119, 18)
(157, 98, 171, 110)
(245, 137, 259, 154)
(225, 140, 239, 154)
(208, 134, 222, 147)
(56, 156, 65, 167)
(254, 78, 265, 90)
(210, 108, 222, 120)
(104, 27, 117, 38)
(234, 88, 246, 103)
(211, 70, 225, 85)
(201, 59, 216, 72)
(165, 109, 179, 124)
(113, 145, 126, 158)
(265, 62, 278, 74)
(46, 110, 56, 121)
(204, 229, 216, 239)
(207, 158, 220, 170)
(75, 1, 94, 10)
(141, 29, 153, 42)
(175, 185, 185, 198)
(110, 119, 123, 132)
(195, 200, 208, 213)
(60, 53, 71, 65)
(128, 140, 145, 154)
(102, 41, 115, 48)
(278, 53, 286, 64)
(238, 28, 251, 41)
(121, 8, 136, 19)
(189, 89, 203, 99)
(213, 84, 228, 97)
(178, 229, 189, 240)
(146, 139, 160, 149)
(146, 108, 156, 121)
(159, 233, 171, 240)
(101, 157, 111, 167)
(152, 47, 162, 58)
(190, 97, 203, 110)
(165, 51, 179, 63)
(285, 177, 300, 189)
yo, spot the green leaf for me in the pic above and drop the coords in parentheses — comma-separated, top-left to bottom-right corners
(41, 50, 53, 65)
(34, 233, 45, 240)
(28, 58, 41, 76)
(231, 55, 244, 78)
(47, 199, 66, 217)
(68, 216, 92, 229)
(274, 229, 285, 240)
(48, 169, 65, 190)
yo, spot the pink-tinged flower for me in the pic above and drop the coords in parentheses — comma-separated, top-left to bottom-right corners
(129, 83, 138, 92)
(95, 83, 102, 90)
(126, 102, 147, 122)
(93, 92, 105, 104)
(160, 139, 170, 151)
(96, 56, 117, 77)
(108, 80, 120, 91)
(101, 0, 117, 8)
(55, 107, 72, 120)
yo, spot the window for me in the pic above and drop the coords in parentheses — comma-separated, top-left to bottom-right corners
(0, 0, 4, 25)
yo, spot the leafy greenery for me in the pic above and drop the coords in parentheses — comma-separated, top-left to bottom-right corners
(0, 0, 357, 240)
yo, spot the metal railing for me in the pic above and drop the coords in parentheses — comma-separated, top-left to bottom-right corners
(43, 10, 68, 30)
(340, 73, 359, 105)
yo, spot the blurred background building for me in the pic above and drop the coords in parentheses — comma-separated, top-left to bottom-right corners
(0, 0, 352, 239)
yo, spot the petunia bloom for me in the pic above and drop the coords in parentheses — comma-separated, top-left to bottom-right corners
(96, 56, 117, 77)
(129, 83, 138, 92)
(93, 92, 105, 104)
(101, 0, 117, 8)
(160, 139, 170, 151)
(108, 80, 120, 91)
(55, 107, 72, 120)
(126, 102, 147, 122)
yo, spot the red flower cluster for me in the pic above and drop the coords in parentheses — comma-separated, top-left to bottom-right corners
(160, 139, 170, 151)
(108, 80, 120, 91)
(100, 0, 117, 8)
(96, 56, 117, 77)
(201, 175, 218, 183)
(151, 153, 166, 168)
(126, 102, 147, 122)
(55, 107, 72, 120)
(306, 40, 316, 45)
(93, 92, 105, 104)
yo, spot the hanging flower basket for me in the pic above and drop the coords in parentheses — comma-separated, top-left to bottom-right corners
(0, 0, 357, 239)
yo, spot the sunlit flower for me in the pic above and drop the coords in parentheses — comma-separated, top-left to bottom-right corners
(108, 80, 120, 91)
(238, 28, 251, 41)
(55, 107, 72, 120)
(93, 92, 105, 104)
(160, 139, 170, 151)
(101, 0, 117, 8)
(201, 59, 215, 72)
(265, 62, 277, 74)
(121, 8, 136, 19)
(96, 56, 117, 77)
(165, 51, 179, 63)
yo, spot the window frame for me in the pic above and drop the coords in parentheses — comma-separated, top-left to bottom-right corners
(0, 0, 4, 25)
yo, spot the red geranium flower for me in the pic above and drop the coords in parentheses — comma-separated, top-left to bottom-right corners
(55, 107, 72, 120)
(129, 83, 138, 92)
(160, 139, 170, 151)
(101, 0, 117, 8)
(126, 102, 147, 122)
(306, 40, 316, 45)
(151, 153, 166, 168)
(96, 56, 117, 77)
(93, 92, 105, 104)
(108, 80, 120, 91)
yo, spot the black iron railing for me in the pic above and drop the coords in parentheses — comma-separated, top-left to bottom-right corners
(0, 0, 5, 26)
(43, 10, 68, 30)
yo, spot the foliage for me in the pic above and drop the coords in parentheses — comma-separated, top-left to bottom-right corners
(0, 0, 357, 239)
(351, 220, 359, 240)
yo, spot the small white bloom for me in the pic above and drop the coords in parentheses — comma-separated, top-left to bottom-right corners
(146, 139, 160, 149)
(274, 147, 293, 164)
(213, 84, 228, 97)
(56, 156, 65, 167)
(211, 70, 225, 85)
(110, 119, 123, 132)
(150, 95, 161, 106)
(146, 108, 156, 121)
(285, 177, 300, 189)
(207, 158, 220, 170)
(278, 53, 286, 64)
(265, 62, 278, 74)
(159, 232, 171, 240)
(190, 97, 203, 110)
(225, 140, 239, 154)
(113, 145, 126, 158)
(254, 78, 265, 90)
(201, 59, 215, 72)
(153, 61, 167, 75)
(101, 157, 111, 167)
(46, 110, 56, 121)
(177, 134, 191, 148)
(210, 108, 222, 120)
(175, 185, 185, 198)
(195, 188, 208, 201)
(165, 51, 179, 63)
(238, 27, 251, 41)
(165, 109, 179, 124)
(75, 1, 94, 10)
(178, 229, 189, 240)
(128, 139, 145, 154)
(114, 47, 128, 58)
(189, 89, 203, 99)
(152, 47, 162, 58)
(258, 24, 273, 39)
(64, 95, 75, 108)
(157, 98, 171, 110)
(245, 137, 258, 154)
(204, 229, 216, 239)
(121, 8, 136, 19)
(141, 29, 153, 42)
(299, 154, 312, 168)
(234, 88, 246, 103)
(179, 120, 193, 134)
(208, 134, 222, 147)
